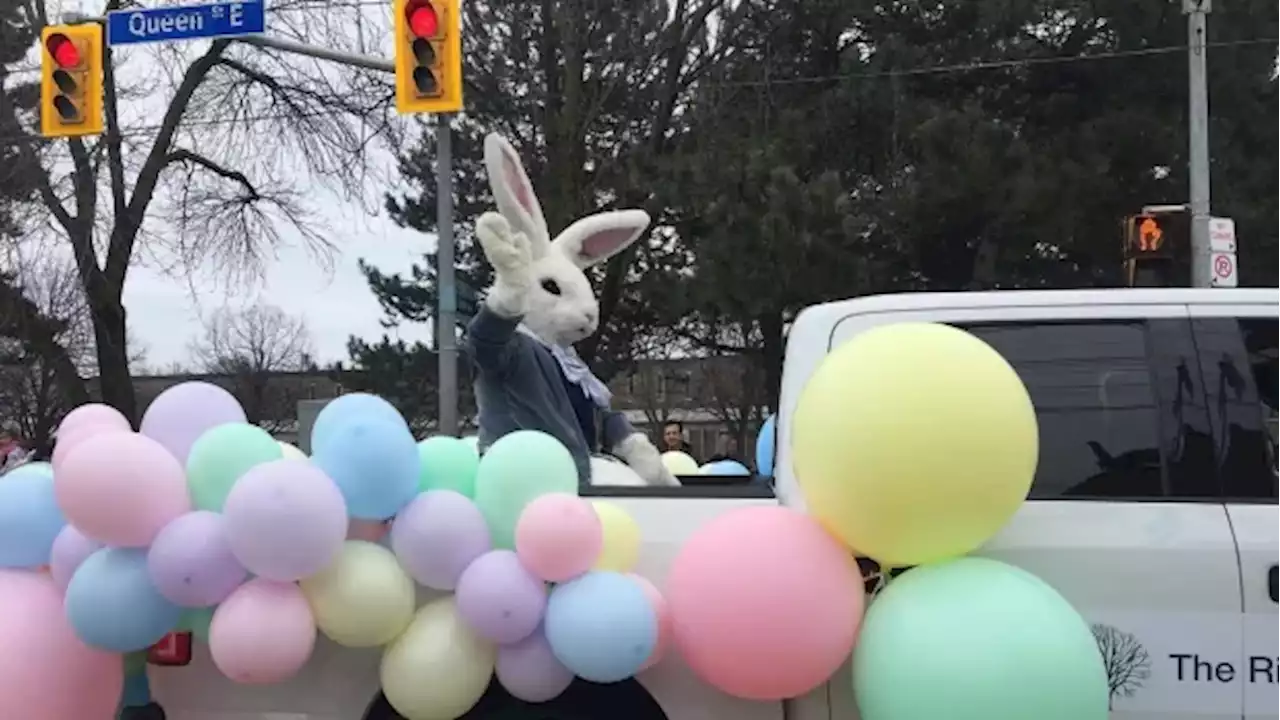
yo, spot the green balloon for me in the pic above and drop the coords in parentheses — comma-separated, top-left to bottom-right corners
(178, 606, 215, 644)
(417, 436, 480, 496)
(853, 557, 1108, 720)
(123, 651, 148, 676)
(473, 430, 577, 549)
(186, 423, 283, 511)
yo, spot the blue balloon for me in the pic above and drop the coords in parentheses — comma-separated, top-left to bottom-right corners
(544, 572, 656, 683)
(310, 392, 405, 451)
(66, 548, 182, 652)
(703, 460, 751, 476)
(0, 463, 67, 568)
(312, 414, 419, 519)
(755, 414, 777, 477)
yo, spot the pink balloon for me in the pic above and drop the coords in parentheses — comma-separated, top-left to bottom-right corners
(514, 493, 602, 582)
(57, 403, 131, 438)
(209, 579, 316, 684)
(0, 569, 122, 720)
(347, 518, 390, 542)
(55, 432, 192, 547)
(665, 506, 864, 701)
(52, 424, 130, 474)
(628, 574, 671, 670)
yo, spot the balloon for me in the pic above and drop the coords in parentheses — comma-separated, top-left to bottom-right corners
(496, 627, 574, 703)
(179, 606, 215, 643)
(755, 414, 776, 476)
(209, 579, 316, 684)
(660, 451, 698, 476)
(455, 549, 547, 644)
(853, 557, 1108, 720)
(147, 511, 247, 607)
(300, 541, 415, 648)
(628, 574, 671, 670)
(417, 436, 481, 496)
(544, 571, 656, 683)
(474, 430, 578, 549)
(0, 569, 122, 720)
(791, 322, 1037, 565)
(278, 441, 307, 460)
(58, 402, 131, 437)
(309, 392, 404, 450)
(312, 414, 419, 520)
(55, 432, 191, 547)
(186, 423, 284, 511)
(460, 435, 480, 454)
(515, 493, 602, 582)
(380, 598, 495, 720)
(49, 525, 101, 591)
(65, 547, 183, 652)
(0, 464, 66, 568)
(390, 490, 491, 590)
(591, 501, 640, 572)
(140, 381, 247, 464)
(698, 460, 750, 476)
(221, 459, 348, 581)
(589, 456, 647, 486)
(347, 518, 391, 542)
(665, 506, 863, 700)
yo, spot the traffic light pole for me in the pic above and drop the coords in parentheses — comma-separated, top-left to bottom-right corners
(1184, 0, 1213, 288)
(435, 115, 459, 437)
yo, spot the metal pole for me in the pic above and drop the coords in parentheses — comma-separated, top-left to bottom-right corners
(237, 35, 394, 73)
(436, 114, 458, 436)
(1184, 0, 1212, 287)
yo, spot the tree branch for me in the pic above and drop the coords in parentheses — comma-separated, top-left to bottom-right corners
(164, 148, 261, 200)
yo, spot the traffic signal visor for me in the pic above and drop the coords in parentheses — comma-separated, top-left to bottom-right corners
(40, 24, 104, 138)
(394, 0, 462, 114)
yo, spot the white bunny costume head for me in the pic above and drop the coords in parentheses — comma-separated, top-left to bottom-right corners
(482, 133, 650, 347)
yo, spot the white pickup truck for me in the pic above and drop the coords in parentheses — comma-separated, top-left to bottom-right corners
(148, 288, 1278, 720)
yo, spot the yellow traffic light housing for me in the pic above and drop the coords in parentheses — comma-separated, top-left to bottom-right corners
(40, 24, 104, 139)
(394, 0, 462, 114)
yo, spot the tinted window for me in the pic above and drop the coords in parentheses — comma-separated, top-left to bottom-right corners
(957, 322, 1165, 499)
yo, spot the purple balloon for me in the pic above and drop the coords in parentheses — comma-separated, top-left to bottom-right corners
(497, 627, 574, 703)
(222, 459, 348, 581)
(140, 381, 246, 464)
(49, 525, 102, 591)
(147, 511, 247, 607)
(390, 490, 491, 590)
(455, 549, 546, 644)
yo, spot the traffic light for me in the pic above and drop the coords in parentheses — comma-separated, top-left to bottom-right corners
(40, 24, 104, 139)
(393, 0, 462, 114)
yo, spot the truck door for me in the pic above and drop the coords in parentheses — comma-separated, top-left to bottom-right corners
(1189, 308, 1279, 719)
(812, 303, 1244, 720)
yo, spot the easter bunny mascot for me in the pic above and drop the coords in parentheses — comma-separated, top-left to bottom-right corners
(464, 133, 680, 488)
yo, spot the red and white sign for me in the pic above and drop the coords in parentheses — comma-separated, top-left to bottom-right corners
(1210, 251, 1238, 288)
(147, 632, 192, 666)
(1209, 217, 1237, 253)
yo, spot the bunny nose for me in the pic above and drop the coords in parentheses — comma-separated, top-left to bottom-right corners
(584, 310, 598, 325)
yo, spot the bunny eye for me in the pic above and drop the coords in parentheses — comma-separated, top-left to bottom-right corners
(540, 279, 562, 296)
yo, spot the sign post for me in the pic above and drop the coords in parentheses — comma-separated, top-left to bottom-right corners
(1208, 216, 1238, 288)
(106, 1, 265, 46)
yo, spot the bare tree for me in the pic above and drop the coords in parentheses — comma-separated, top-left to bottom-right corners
(1092, 623, 1151, 709)
(190, 304, 316, 432)
(2, 0, 399, 423)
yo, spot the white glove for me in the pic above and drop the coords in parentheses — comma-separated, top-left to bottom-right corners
(475, 211, 534, 318)
(614, 433, 681, 487)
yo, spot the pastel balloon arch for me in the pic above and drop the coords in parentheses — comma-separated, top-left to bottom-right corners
(1, 324, 1111, 720)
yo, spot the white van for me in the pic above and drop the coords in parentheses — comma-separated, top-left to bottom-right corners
(149, 288, 1277, 720)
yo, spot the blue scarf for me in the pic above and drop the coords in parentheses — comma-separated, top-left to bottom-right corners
(516, 325, 612, 408)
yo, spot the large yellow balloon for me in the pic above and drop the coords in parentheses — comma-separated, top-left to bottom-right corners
(380, 598, 495, 720)
(661, 451, 699, 476)
(591, 500, 641, 572)
(791, 322, 1037, 566)
(300, 541, 415, 647)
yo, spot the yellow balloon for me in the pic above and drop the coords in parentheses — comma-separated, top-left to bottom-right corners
(791, 322, 1037, 566)
(300, 541, 415, 648)
(278, 441, 308, 460)
(661, 451, 699, 476)
(591, 500, 641, 572)
(380, 597, 495, 720)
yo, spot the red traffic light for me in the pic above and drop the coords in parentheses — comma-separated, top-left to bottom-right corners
(405, 0, 439, 37)
(45, 32, 81, 68)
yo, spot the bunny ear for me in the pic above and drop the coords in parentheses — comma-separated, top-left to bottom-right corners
(483, 133, 550, 252)
(553, 210, 651, 269)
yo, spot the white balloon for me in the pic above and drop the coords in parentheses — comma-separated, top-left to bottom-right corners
(589, 456, 647, 487)
(277, 441, 307, 461)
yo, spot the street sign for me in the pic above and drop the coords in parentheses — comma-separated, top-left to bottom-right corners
(107, 1, 265, 46)
(1208, 216, 1237, 253)
(1211, 251, 1238, 288)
